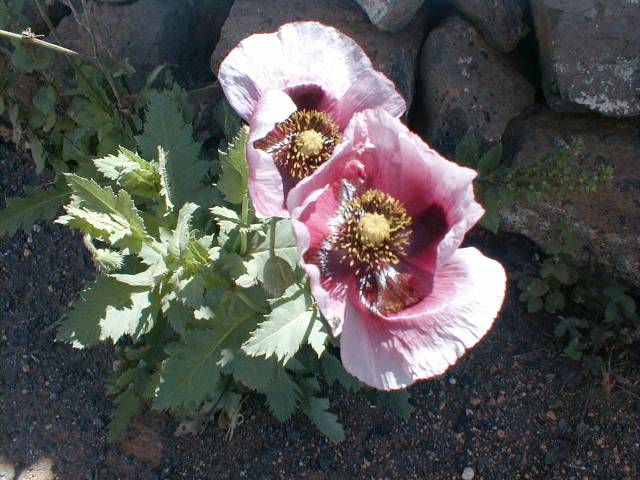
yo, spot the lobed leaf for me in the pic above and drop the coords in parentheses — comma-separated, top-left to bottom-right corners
(0, 182, 70, 236)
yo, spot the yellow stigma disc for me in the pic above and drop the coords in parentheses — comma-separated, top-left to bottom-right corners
(358, 212, 392, 246)
(295, 129, 325, 158)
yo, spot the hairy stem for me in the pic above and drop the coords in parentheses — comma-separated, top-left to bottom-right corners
(0, 28, 84, 58)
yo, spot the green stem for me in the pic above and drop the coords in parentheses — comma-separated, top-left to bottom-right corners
(269, 217, 278, 257)
(237, 289, 268, 315)
(0, 28, 84, 58)
(239, 192, 249, 256)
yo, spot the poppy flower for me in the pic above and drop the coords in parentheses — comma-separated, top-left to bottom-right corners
(288, 109, 506, 390)
(218, 21, 406, 218)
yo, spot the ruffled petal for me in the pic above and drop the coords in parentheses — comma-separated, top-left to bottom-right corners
(340, 247, 506, 390)
(246, 90, 297, 218)
(218, 22, 399, 121)
(291, 183, 350, 335)
(330, 71, 406, 129)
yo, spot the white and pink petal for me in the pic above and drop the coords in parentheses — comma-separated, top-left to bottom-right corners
(340, 247, 506, 390)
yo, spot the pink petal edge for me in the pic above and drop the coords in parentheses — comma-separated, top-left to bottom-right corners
(340, 247, 507, 390)
(246, 90, 297, 219)
(218, 22, 405, 121)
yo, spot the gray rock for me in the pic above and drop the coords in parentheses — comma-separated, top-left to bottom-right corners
(451, 0, 528, 52)
(353, 0, 427, 32)
(210, 0, 429, 111)
(501, 107, 640, 287)
(531, 0, 640, 117)
(418, 15, 535, 155)
(51, 0, 198, 89)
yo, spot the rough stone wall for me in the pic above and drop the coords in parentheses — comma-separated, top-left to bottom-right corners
(17, 0, 640, 286)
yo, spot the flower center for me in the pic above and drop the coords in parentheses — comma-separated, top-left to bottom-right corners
(254, 109, 341, 180)
(358, 213, 391, 246)
(331, 188, 412, 274)
(295, 129, 325, 158)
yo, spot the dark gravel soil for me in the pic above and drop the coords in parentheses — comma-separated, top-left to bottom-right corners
(1, 141, 638, 480)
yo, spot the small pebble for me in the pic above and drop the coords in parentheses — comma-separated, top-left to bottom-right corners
(449, 376, 457, 385)
(462, 466, 474, 480)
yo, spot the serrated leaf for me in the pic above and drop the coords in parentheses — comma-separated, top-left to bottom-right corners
(242, 219, 299, 287)
(94, 147, 159, 199)
(230, 353, 276, 392)
(455, 129, 480, 167)
(57, 276, 141, 348)
(377, 390, 414, 421)
(154, 298, 259, 410)
(307, 315, 329, 358)
(262, 256, 295, 297)
(322, 353, 362, 392)
(101, 288, 158, 342)
(61, 174, 147, 250)
(163, 299, 193, 337)
(157, 146, 174, 211)
(107, 385, 142, 443)
(242, 287, 315, 363)
(302, 396, 345, 443)
(0, 182, 70, 236)
(263, 368, 300, 422)
(478, 143, 502, 175)
(93, 248, 124, 273)
(136, 91, 212, 209)
(217, 126, 249, 204)
(170, 202, 198, 258)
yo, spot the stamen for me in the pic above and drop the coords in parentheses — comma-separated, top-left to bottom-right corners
(254, 109, 341, 180)
(330, 188, 411, 274)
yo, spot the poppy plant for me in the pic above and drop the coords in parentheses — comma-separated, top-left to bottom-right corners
(288, 109, 506, 390)
(218, 21, 405, 218)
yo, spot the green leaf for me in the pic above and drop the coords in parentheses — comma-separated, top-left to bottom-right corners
(477, 143, 502, 175)
(527, 296, 543, 313)
(454, 129, 480, 167)
(262, 256, 295, 297)
(154, 298, 259, 410)
(230, 353, 276, 392)
(377, 390, 414, 421)
(217, 126, 249, 204)
(93, 248, 125, 273)
(170, 202, 198, 258)
(136, 91, 212, 209)
(544, 290, 565, 314)
(524, 278, 549, 297)
(100, 289, 158, 342)
(57, 276, 141, 348)
(241, 219, 299, 287)
(60, 174, 147, 250)
(163, 299, 193, 337)
(29, 137, 47, 174)
(242, 287, 315, 363)
(107, 385, 142, 442)
(213, 98, 242, 140)
(479, 188, 501, 233)
(0, 183, 70, 236)
(94, 147, 159, 199)
(322, 353, 362, 392)
(263, 368, 300, 422)
(302, 396, 345, 443)
(32, 85, 56, 117)
(307, 315, 329, 358)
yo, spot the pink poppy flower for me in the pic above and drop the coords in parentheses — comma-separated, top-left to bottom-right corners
(288, 109, 506, 390)
(218, 21, 406, 218)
